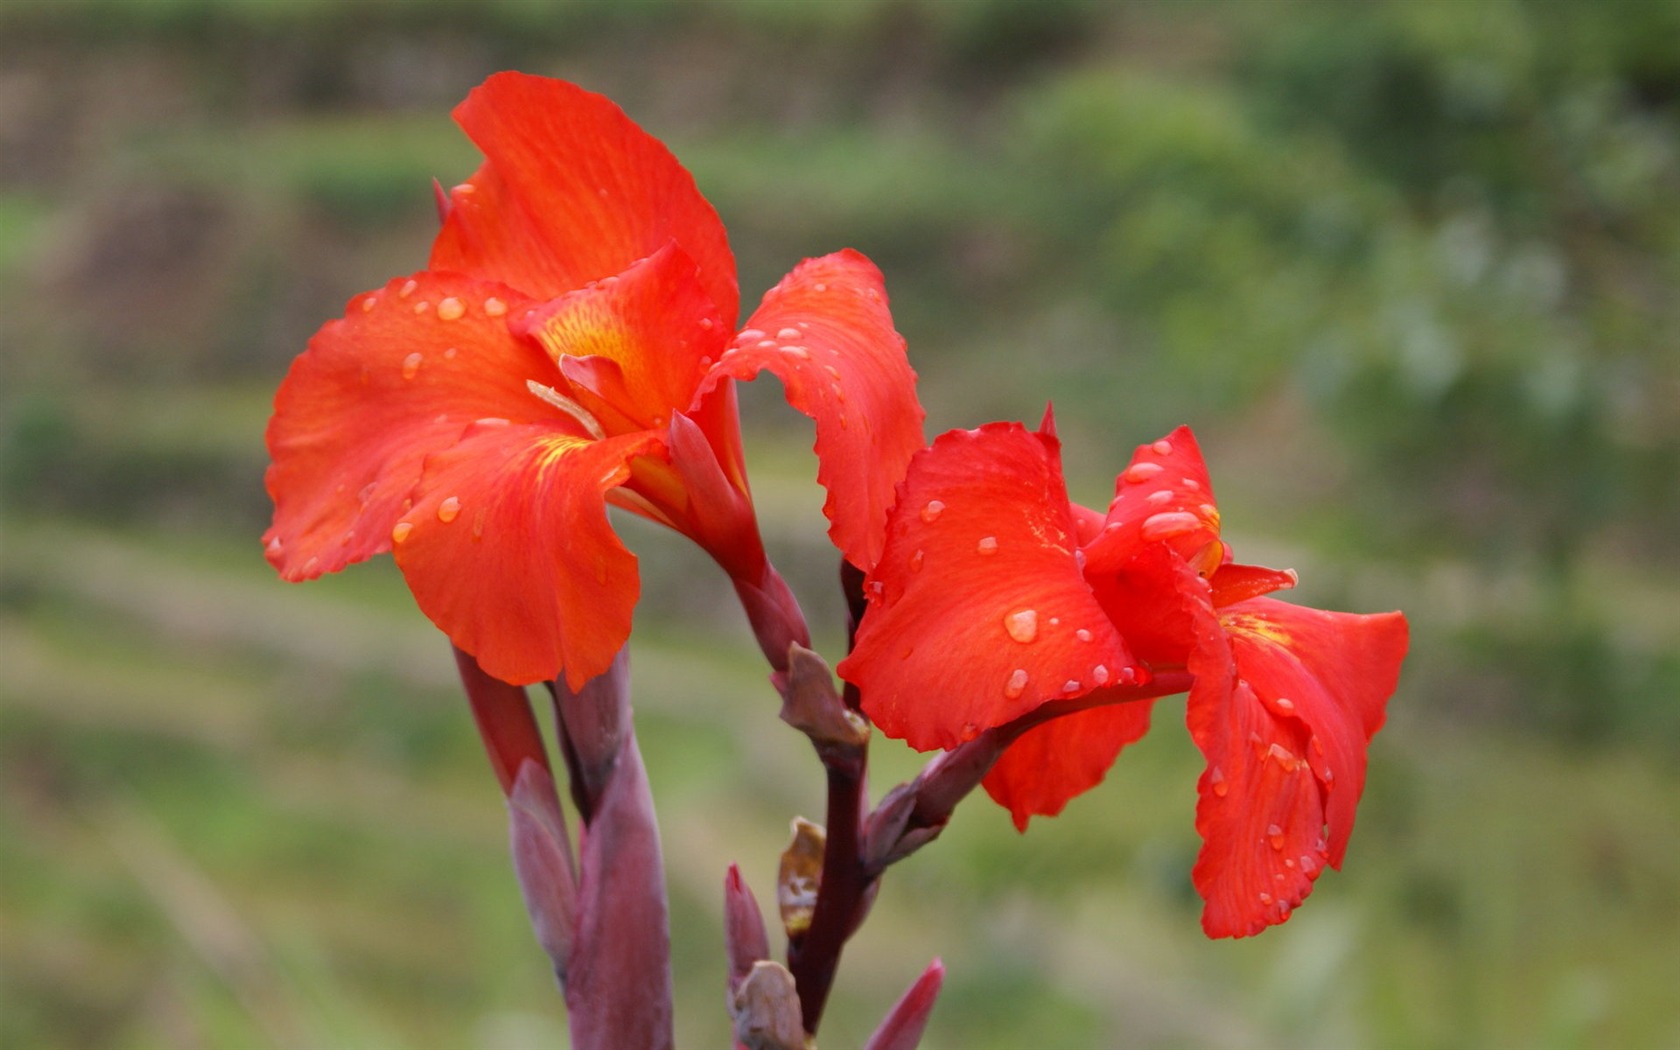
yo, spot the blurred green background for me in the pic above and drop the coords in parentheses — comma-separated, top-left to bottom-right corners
(3, 1, 1678, 1047)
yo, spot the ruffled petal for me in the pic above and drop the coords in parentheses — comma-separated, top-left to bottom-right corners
(839, 422, 1139, 752)
(1090, 425, 1222, 575)
(263, 273, 546, 580)
(431, 72, 738, 323)
(703, 250, 923, 571)
(981, 700, 1157, 830)
(391, 421, 662, 688)
(1219, 597, 1408, 864)
(1188, 592, 1408, 937)
(511, 242, 727, 433)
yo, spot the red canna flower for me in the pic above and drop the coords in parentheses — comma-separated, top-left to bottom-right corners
(263, 73, 923, 687)
(838, 416, 1407, 937)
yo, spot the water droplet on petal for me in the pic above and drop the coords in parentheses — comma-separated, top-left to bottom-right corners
(444, 346, 458, 359)
(736, 328, 766, 344)
(1210, 766, 1228, 796)
(413, 300, 431, 315)
(1267, 742, 1299, 770)
(437, 297, 465, 321)
(1123, 461, 1164, 483)
(909, 549, 924, 572)
(1267, 824, 1285, 850)
(976, 536, 998, 555)
(265, 536, 283, 558)
(825, 364, 842, 379)
(402, 352, 423, 379)
(1182, 477, 1202, 491)
(302, 556, 320, 575)
(776, 327, 803, 341)
(1118, 666, 1138, 685)
(484, 297, 507, 317)
(920, 500, 944, 523)
(1274, 696, 1295, 712)
(757, 339, 778, 350)
(399, 279, 418, 299)
(1141, 511, 1202, 541)
(1062, 679, 1081, 694)
(1075, 628, 1093, 642)
(698, 316, 714, 330)
(437, 497, 461, 523)
(1259, 892, 1274, 906)
(784, 345, 810, 360)
(391, 521, 413, 544)
(357, 482, 378, 504)
(360, 295, 378, 313)
(1146, 489, 1175, 506)
(1003, 668, 1029, 699)
(1003, 609, 1039, 643)
(813, 282, 828, 293)
(1152, 439, 1173, 455)
(1091, 664, 1110, 685)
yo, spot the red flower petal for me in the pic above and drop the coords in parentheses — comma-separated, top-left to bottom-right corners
(704, 250, 923, 571)
(1209, 562, 1299, 608)
(1091, 425, 1222, 575)
(1220, 597, 1408, 864)
(391, 422, 662, 688)
(981, 699, 1156, 830)
(1088, 541, 1208, 668)
(263, 273, 547, 580)
(840, 423, 1138, 752)
(511, 243, 727, 433)
(1188, 594, 1408, 937)
(431, 73, 738, 323)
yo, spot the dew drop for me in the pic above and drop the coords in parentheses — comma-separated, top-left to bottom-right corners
(1123, 461, 1164, 483)
(413, 300, 431, 315)
(1152, 439, 1173, 455)
(1182, 477, 1202, 491)
(1003, 608, 1039, 643)
(813, 282, 828, 293)
(1075, 628, 1093, 642)
(909, 549, 924, 573)
(444, 346, 458, 359)
(1141, 511, 1202, 541)
(437, 297, 465, 321)
(1267, 824, 1285, 850)
(391, 521, 413, 544)
(1118, 666, 1138, 685)
(1267, 742, 1299, 770)
(1091, 663, 1110, 685)
(777, 327, 803, 341)
(784, 345, 810, 360)
(1063, 679, 1081, 694)
(399, 279, 418, 298)
(1274, 696, 1296, 712)
(402, 352, 423, 379)
(1259, 892, 1274, 906)
(920, 499, 945, 523)
(484, 297, 507, 317)
(1209, 766, 1228, 796)
(1003, 668, 1029, 699)
(698, 316, 714, 330)
(264, 536, 283, 558)
(976, 536, 999, 555)
(825, 364, 842, 379)
(736, 328, 766, 344)
(302, 556, 319, 575)
(360, 295, 378, 313)
(357, 482, 378, 504)
(870, 580, 884, 597)
(437, 497, 462, 523)
(757, 340, 778, 351)
(1146, 489, 1175, 506)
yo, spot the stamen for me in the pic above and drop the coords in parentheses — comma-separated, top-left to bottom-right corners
(527, 380, 606, 440)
